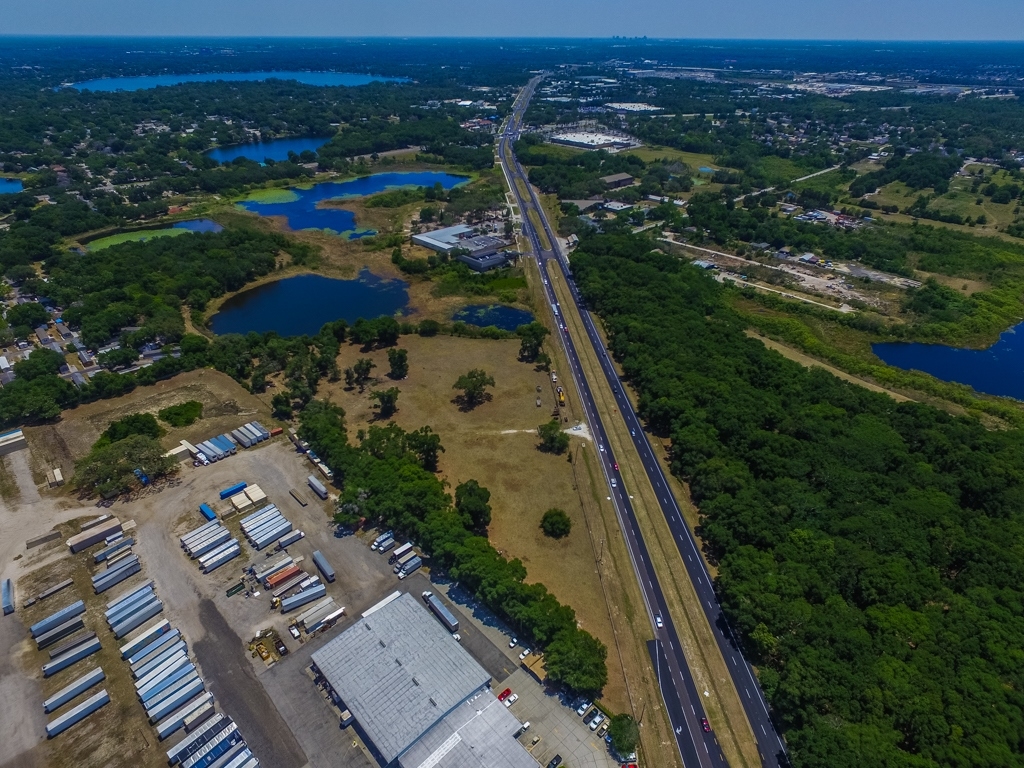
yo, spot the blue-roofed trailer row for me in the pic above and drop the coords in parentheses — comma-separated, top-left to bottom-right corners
(3, 578, 14, 615)
(168, 713, 229, 764)
(147, 678, 206, 722)
(43, 667, 106, 713)
(155, 692, 214, 741)
(202, 545, 241, 573)
(128, 629, 182, 668)
(92, 558, 141, 593)
(180, 520, 221, 547)
(30, 600, 86, 638)
(133, 640, 187, 680)
(140, 663, 196, 703)
(112, 599, 164, 639)
(105, 587, 155, 624)
(43, 637, 102, 677)
(45, 689, 110, 738)
(93, 537, 134, 563)
(119, 618, 169, 658)
(280, 584, 327, 613)
(180, 721, 241, 768)
(230, 429, 253, 448)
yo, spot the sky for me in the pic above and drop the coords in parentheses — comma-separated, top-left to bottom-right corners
(1, 0, 1022, 40)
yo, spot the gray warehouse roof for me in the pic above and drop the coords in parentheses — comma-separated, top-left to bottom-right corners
(399, 690, 538, 768)
(311, 593, 492, 764)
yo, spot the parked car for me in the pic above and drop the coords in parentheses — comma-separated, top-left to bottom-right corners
(547, 756, 562, 768)
(590, 713, 604, 731)
(288, 625, 300, 639)
(504, 693, 519, 708)
(519, 648, 531, 660)
(576, 700, 591, 716)
(498, 688, 513, 702)
(509, 637, 518, 648)
(274, 637, 288, 656)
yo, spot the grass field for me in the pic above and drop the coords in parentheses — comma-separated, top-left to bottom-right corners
(752, 155, 810, 186)
(624, 146, 720, 171)
(86, 228, 189, 251)
(240, 187, 301, 204)
(318, 331, 632, 712)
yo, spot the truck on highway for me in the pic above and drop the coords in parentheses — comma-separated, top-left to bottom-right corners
(422, 591, 459, 633)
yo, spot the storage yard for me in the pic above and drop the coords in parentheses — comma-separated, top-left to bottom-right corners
(0, 430, 618, 768)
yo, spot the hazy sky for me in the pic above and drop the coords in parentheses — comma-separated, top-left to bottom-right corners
(1, 0, 1022, 40)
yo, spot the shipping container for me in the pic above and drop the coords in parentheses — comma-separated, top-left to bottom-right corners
(311, 550, 336, 583)
(43, 637, 102, 677)
(265, 565, 300, 589)
(398, 556, 422, 579)
(112, 600, 164, 639)
(217, 435, 237, 453)
(35, 617, 86, 649)
(106, 589, 156, 626)
(199, 504, 217, 521)
(155, 693, 214, 741)
(144, 671, 200, 713)
(270, 573, 308, 599)
(93, 537, 134, 563)
(252, 555, 292, 582)
(184, 525, 228, 555)
(239, 507, 280, 533)
(252, 522, 293, 551)
(250, 421, 271, 439)
(307, 475, 328, 500)
(128, 628, 182, 667)
(92, 553, 139, 584)
(276, 530, 304, 550)
(198, 441, 223, 461)
(48, 631, 98, 660)
(299, 601, 338, 632)
(30, 600, 86, 638)
(239, 503, 276, 528)
(219, 482, 247, 501)
(197, 540, 240, 568)
(36, 578, 74, 602)
(183, 700, 216, 732)
(294, 597, 335, 626)
(180, 725, 241, 768)
(66, 518, 123, 554)
(119, 618, 170, 658)
(243, 514, 285, 541)
(139, 663, 196, 703)
(133, 640, 188, 680)
(167, 713, 227, 764)
(43, 667, 105, 713)
(202, 546, 240, 573)
(180, 520, 221, 547)
(2, 577, 13, 615)
(280, 584, 327, 613)
(424, 592, 460, 633)
(188, 529, 231, 559)
(45, 689, 109, 738)
(93, 560, 141, 594)
(147, 679, 206, 723)
(230, 429, 253, 449)
(388, 543, 414, 564)
(105, 549, 135, 568)
(216, 747, 254, 768)
(239, 424, 262, 443)
(135, 651, 189, 691)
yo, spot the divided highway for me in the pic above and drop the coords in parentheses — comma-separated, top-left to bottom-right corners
(499, 77, 788, 768)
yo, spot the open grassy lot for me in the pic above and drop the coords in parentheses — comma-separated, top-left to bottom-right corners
(317, 330, 632, 712)
(85, 228, 190, 251)
(26, 369, 276, 482)
(624, 146, 719, 170)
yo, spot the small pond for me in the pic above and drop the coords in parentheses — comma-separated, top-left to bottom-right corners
(207, 136, 331, 165)
(72, 71, 404, 92)
(873, 322, 1024, 400)
(237, 172, 468, 237)
(0, 178, 24, 195)
(452, 304, 535, 331)
(210, 270, 409, 338)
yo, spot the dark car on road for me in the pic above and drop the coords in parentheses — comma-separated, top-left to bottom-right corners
(547, 757, 562, 768)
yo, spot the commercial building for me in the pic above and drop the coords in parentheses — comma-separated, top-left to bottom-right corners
(311, 593, 535, 768)
(600, 173, 635, 189)
(411, 225, 509, 272)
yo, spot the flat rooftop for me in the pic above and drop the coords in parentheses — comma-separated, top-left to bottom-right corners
(311, 593, 492, 765)
(398, 690, 537, 768)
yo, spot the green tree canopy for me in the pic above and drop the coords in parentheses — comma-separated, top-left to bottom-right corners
(538, 419, 570, 454)
(453, 368, 495, 409)
(540, 508, 572, 539)
(387, 347, 409, 380)
(370, 387, 400, 419)
(455, 479, 492, 531)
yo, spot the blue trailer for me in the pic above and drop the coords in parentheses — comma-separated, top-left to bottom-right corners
(43, 667, 106, 713)
(2, 578, 14, 615)
(43, 637, 102, 677)
(30, 600, 86, 638)
(219, 482, 247, 500)
(199, 503, 217, 521)
(45, 689, 110, 737)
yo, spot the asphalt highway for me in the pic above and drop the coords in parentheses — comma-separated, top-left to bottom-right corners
(498, 77, 789, 768)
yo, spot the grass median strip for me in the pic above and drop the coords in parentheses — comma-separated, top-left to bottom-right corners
(549, 265, 762, 768)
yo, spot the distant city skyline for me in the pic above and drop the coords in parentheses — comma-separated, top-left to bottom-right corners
(2, 0, 1023, 41)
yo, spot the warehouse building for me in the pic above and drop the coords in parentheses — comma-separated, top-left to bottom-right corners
(311, 593, 536, 768)
(411, 224, 509, 272)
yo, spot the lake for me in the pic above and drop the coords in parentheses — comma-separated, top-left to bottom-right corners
(453, 304, 534, 331)
(237, 172, 468, 236)
(72, 71, 404, 92)
(210, 270, 409, 337)
(873, 322, 1024, 400)
(207, 136, 331, 165)
(0, 178, 23, 195)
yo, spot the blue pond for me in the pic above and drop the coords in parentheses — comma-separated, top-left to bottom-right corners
(207, 136, 330, 165)
(698, 166, 716, 173)
(453, 304, 534, 331)
(72, 71, 404, 92)
(210, 270, 408, 338)
(238, 172, 468, 237)
(873, 322, 1024, 400)
(174, 219, 223, 233)
(0, 178, 24, 195)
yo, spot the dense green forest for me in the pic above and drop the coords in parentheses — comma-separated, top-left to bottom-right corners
(572, 231, 1024, 768)
(297, 402, 609, 694)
